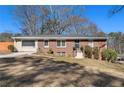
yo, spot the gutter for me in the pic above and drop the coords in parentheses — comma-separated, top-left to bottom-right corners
(12, 36, 108, 40)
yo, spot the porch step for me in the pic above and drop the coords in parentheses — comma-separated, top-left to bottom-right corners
(75, 51, 84, 59)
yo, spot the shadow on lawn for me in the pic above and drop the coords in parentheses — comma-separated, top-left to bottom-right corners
(0, 56, 124, 87)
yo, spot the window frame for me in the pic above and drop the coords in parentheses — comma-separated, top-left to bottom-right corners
(57, 52, 65, 56)
(44, 40, 49, 48)
(22, 40, 35, 47)
(56, 40, 66, 48)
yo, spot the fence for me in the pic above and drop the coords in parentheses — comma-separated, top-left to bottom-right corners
(0, 42, 14, 54)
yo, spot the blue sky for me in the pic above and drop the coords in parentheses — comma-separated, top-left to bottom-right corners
(0, 5, 124, 34)
(85, 5, 124, 34)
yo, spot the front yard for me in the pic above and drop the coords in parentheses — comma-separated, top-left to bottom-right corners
(0, 54, 124, 87)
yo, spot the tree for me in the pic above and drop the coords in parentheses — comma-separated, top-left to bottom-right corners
(14, 33, 22, 36)
(13, 6, 41, 36)
(80, 22, 106, 36)
(13, 5, 105, 36)
(40, 6, 107, 36)
(39, 6, 88, 35)
(93, 47, 99, 59)
(14, 6, 87, 35)
(0, 32, 13, 42)
(108, 6, 124, 54)
(102, 49, 117, 62)
(108, 32, 124, 54)
(84, 45, 92, 58)
(109, 5, 124, 16)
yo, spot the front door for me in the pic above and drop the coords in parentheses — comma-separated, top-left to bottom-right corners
(75, 40, 80, 48)
(74, 40, 84, 58)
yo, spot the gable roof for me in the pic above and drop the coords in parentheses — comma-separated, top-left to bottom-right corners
(12, 35, 108, 40)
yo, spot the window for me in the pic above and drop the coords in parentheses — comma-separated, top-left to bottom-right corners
(88, 40, 94, 48)
(22, 40, 35, 47)
(57, 40, 66, 47)
(57, 41, 61, 47)
(44, 40, 49, 48)
(62, 40, 65, 46)
(57, 52, 65, 56)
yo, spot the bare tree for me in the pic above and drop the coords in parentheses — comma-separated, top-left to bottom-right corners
(78, 22, 105, 36)
(0, 32, 13, 41)
(109, 5, 124, 16)
(13, 6, 41, 36)
(39, 6, 89, 35)
(13, 5, 104, 36)
(108, 6, 124, 54)
(108, 32, 124, 54)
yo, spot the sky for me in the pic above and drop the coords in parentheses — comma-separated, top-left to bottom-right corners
(0, 5, 124, 34)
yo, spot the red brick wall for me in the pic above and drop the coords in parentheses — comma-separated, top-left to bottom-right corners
(0, 42, 14, 54)
(38, 39, 107, 57)
(38, 40, 74, 56)
(80, 40, 88, 47)
(95, 40, 107, 60)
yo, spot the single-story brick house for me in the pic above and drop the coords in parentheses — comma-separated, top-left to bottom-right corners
(12, 35, 108, 58)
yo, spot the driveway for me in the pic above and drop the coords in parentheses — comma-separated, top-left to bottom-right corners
(0, 52, 34, 58)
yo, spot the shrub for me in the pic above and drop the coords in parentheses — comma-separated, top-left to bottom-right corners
(8, 45, 15, 52)
(84, 45, 92, 58)
(102, 49, 117, 62)
(80, 46, 84, 52)
(93, 47, 99, 59)
(47, 48, 54, 54)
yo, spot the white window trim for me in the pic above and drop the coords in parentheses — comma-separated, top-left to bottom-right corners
(57, 52, 65, 56)
(56, 40, 66, 48)
(44, 40, 49, 48)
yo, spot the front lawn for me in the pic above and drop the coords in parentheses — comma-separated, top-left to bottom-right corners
(0, 54, 124, 87)
(55, 56, 124, 76)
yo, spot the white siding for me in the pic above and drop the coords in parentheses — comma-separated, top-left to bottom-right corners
(14, 40, 38, 52)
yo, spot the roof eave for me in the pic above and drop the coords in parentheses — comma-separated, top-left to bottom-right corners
(12, 36, 108, 40)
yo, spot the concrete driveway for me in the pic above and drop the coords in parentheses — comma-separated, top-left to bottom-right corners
(0, 52, 34, 58)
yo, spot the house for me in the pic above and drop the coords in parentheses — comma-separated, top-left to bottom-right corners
(12, 35, 108, 59)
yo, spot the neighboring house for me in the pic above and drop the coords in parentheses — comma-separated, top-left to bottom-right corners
(12, 35, 107, 58)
